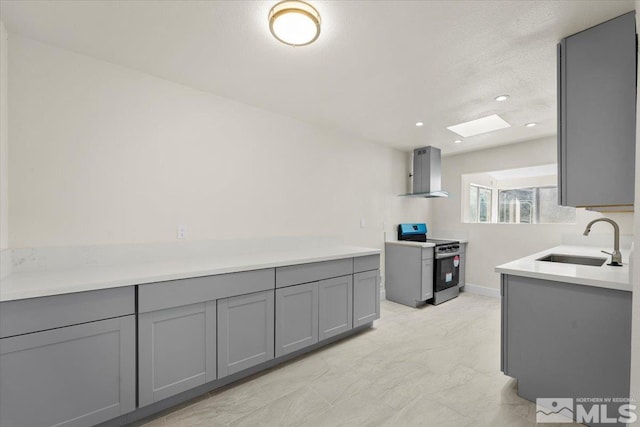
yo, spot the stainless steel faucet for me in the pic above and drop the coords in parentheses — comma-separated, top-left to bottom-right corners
(583, 218, 622, 266)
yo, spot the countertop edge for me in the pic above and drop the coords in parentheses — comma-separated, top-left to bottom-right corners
(494, 245, 632, 292)
(495, 266, 632, 292)
(1, 247, 381, 302)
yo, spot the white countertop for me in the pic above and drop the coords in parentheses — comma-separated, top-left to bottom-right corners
(495, 245, 631, 292)
(0, 245, 380, 302)
(385, 240, 436, 248)
(385, 237, 468, 248)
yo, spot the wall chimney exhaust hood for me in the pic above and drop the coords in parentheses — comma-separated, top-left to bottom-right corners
(400, 146, 449, 198)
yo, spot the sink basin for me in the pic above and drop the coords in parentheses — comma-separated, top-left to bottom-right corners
(537, 254, 607, 266)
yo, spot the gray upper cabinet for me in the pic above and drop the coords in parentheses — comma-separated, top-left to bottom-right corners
(318, 275, 353, 340)
(275, 282, 319, 357)
(217, 290, 275, 377)
(558, 11, 636, 208)
(353, 269, 380, 327)
(0, 315, 136, 427)
(138, 301, 217, 406)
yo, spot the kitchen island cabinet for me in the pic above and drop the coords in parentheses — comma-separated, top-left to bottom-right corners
(497, 246, 632, 426)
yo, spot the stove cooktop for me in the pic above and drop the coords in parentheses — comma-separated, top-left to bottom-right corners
(425, 238, 459, 246)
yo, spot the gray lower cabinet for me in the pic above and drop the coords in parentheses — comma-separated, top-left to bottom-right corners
(502, 274, 631, 426)
(138, 301, 217, 406)
(353, 269, 380, 327)
(275, 282, 319, 357)
(458, 243, 466, 288)
(386, 243, 434, 307)
(421, 259, 434, 300)
(318, 275, 353, 340)
(217, 290, 275, 377)
(0, 315, 136, 427)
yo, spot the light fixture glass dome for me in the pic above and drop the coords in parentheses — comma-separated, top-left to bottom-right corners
(269, 0, 321, 46)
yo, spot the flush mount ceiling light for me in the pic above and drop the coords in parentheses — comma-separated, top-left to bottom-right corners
(525, 122, 537, 127)
(494, 94, 510, 102)
(416, 122, 424, 127)
(446, 114, 511, 138)
(269, 0, 321, 46)
(454, 139, 463, 144)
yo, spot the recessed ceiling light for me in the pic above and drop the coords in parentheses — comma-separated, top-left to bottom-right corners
(415, 122, 424, 127)
(494, 95, 510, 102)
(454, 140, 462, 144)
(446, 114, 511, 138)
(269, 0, 321, 47)
(525, 122, 537, 127)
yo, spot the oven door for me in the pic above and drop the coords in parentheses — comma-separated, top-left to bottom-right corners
(434, 254, 460, 292)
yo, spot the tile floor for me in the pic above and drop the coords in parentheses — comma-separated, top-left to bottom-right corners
(139, 292, 576, 427)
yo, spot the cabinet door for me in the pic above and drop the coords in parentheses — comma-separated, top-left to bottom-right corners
(559, 11, 636, 207)
(318, 275, 353, 340)
(275, 282, 319, 357)
(421, 259, 434, 300)
(217, 290, 275, 377)
(138, 302, 216, 406)
(458, 253, 466, 287)
(353, 270, 380, 327)
(0, 316, 135, 427)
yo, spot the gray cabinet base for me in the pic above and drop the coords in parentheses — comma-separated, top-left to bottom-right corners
(501, 274, 631, 427)
(95, 322, 374, 427)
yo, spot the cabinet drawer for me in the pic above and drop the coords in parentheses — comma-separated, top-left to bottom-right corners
(422, 248, 434, 260)
(353, 254, 380, 273)
(139, 269, 274, 313)
(276, 258, 353, 288)
(0, 287, 135, 339)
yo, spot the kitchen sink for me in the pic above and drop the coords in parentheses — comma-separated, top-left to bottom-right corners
(537, 254, 607, 267)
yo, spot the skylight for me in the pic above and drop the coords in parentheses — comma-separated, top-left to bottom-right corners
(446, 114, 511, 137)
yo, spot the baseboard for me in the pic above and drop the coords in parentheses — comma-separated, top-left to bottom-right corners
(461, 283, 500, 299)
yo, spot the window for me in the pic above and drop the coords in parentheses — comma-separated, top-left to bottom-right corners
(462, 165, 576, 224)
(469, 184, 492, 223)
(498, 186, 575, 224)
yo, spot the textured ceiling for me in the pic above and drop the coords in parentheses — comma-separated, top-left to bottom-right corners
(0, 0, 635, 155)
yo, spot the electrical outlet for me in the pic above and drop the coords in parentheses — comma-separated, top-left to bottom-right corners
(360, 218, 366, 228)
(177, 224, 187, 239)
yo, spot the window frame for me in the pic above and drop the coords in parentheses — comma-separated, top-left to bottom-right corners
(469, 183, 493, 223)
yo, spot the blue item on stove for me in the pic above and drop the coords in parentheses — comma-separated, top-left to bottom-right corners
(397, 223, 427, 241)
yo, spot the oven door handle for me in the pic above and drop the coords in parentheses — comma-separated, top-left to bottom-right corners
(435, 251, 461, 259)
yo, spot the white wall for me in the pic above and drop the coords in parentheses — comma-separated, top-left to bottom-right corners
(431, 137, 634, 291)
(0, 21, 8, 250)
(7, 34, 429, 250)
(630, 1, 640, 421)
